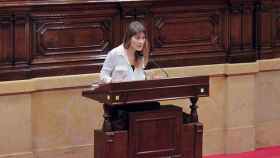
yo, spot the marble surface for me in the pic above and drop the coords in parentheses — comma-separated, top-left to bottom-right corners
(1, 58, 280, 157)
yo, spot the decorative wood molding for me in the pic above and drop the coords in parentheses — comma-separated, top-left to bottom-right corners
(256, 0, 272, 59)
(0, 14, 13, 66)
(0, 0, 279, 81)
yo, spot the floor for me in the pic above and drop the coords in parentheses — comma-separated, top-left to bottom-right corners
(204, 146, 280, 158)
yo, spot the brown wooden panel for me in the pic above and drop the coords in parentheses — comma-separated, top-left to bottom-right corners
(230, 13, 242, 48)
(3, 0, 280, 81)
(151, 6, 225, 55)
(0, 13, 31, 81)
(182, 123, 195, 158)
(272, 2, 280, 58)
(153, 16, 215, 50)
(27, 6, 120, 77)
(14, 13, 30, 65)
(83, 76, 209, 105)
(261, 13, 272, 48)
(274, 9, 280, 47)
(194, 123, 203, 158)
(129, 106, 182, 158)
(94, 130, 128, 158)
(243, 4, 254, 48)
(136, 118, 176, 153)
(227, 0, 256, 63)
(0, 14, 13, 65)
(147, 3, 227, 68)
(32, 19, 110, 57)
(257, 0, 275, 59)
(120, 2, 152, 44)
(30, 9, 117, 62)
(36, 23, 106, 54)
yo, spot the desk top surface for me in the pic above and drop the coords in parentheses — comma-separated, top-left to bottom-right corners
(82, 76, 209, 105)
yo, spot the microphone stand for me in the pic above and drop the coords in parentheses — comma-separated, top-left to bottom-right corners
(149, 58, 169, 78)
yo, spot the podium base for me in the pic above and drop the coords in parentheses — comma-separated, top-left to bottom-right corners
(94, 105, 203, 158)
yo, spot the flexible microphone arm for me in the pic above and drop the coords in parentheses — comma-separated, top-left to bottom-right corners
(149, 58, 169, 78)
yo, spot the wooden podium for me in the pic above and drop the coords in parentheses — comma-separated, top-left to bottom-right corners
(82, 76, 209, 158)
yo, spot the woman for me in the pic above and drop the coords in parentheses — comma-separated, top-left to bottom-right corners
(99, 21, 160, 131)
(100, 21, 149, 83)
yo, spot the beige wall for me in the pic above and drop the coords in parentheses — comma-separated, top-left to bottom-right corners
(0, 59, 280, 158)
(256, 70, 280, 148)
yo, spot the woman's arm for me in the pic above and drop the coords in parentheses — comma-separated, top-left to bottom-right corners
(100, 52, 114, 83)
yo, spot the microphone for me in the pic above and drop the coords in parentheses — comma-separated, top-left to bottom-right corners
(149, 57, 169, 78)
(135, 51, 169, 78)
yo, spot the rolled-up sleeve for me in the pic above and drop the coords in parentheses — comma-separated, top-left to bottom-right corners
(100, 52, 114, 83)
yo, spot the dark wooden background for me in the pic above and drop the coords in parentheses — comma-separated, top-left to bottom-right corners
(0, 0, 279, 81)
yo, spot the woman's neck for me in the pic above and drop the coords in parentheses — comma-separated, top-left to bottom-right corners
(125, 47, 136, 65)
(126, 47, 135, 56)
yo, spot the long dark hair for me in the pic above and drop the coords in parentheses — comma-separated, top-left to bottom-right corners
(123, 21, 149, 67)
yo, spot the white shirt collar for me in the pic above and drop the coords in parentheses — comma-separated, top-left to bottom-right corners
(117, 44, 131, 65)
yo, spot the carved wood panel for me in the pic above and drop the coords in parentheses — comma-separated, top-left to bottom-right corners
(0, 13, 31, 80)
(120, 2, 152, 45)
(30, 10, 117, 65)
(129, 106, 182, 158)
(257, 0, 277, 59)
(243, 3, 254, 49)
(274, 10, 280, 47)
(34, 22, 107, 55)
(147, 3, 227, 67)
(227, 0, 256, 63)
(0, 14, 13, 66)
(14, 13, 31, 66)
(25, 7, 120, 77)
(152, 12, 224, 54)
(1, 0, 280, 81)
(272, 2, 280, 58)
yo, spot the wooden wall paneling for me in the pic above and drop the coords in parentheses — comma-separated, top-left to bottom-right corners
(0, 11, 32, 81)
(224, 2, 231, 63)
(272, 1, 280, 58)
(228, 0, 256, 63)
(120, 2, 136, 36)
(5, 12, 32, 80)
(29, 4, 120, 77)
(0, 14, 13, 65)
(13, 12, 32, 80)
(120, 2, 152, 41)
(148, 1, 227, 68)
(134, 2, 153, 46)
(243, 1, 256, 59)
(228, 1, 242, 60)
(0, 13, 15, 80)
(257, 0, 273, 59)
(3, 0, 280, 81)
(14, 12, 31, 65)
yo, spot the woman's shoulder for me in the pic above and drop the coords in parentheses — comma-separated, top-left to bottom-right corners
(107, 44, 124, 56)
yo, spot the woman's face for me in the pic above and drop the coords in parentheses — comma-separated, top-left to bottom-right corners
(130, 32, 146, 52)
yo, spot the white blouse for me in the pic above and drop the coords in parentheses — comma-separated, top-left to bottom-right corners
(100, 44, 146, 83)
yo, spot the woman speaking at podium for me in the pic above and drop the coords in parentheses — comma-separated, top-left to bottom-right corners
(100, 21, 149, 83)
(98, 21, 161, 131)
